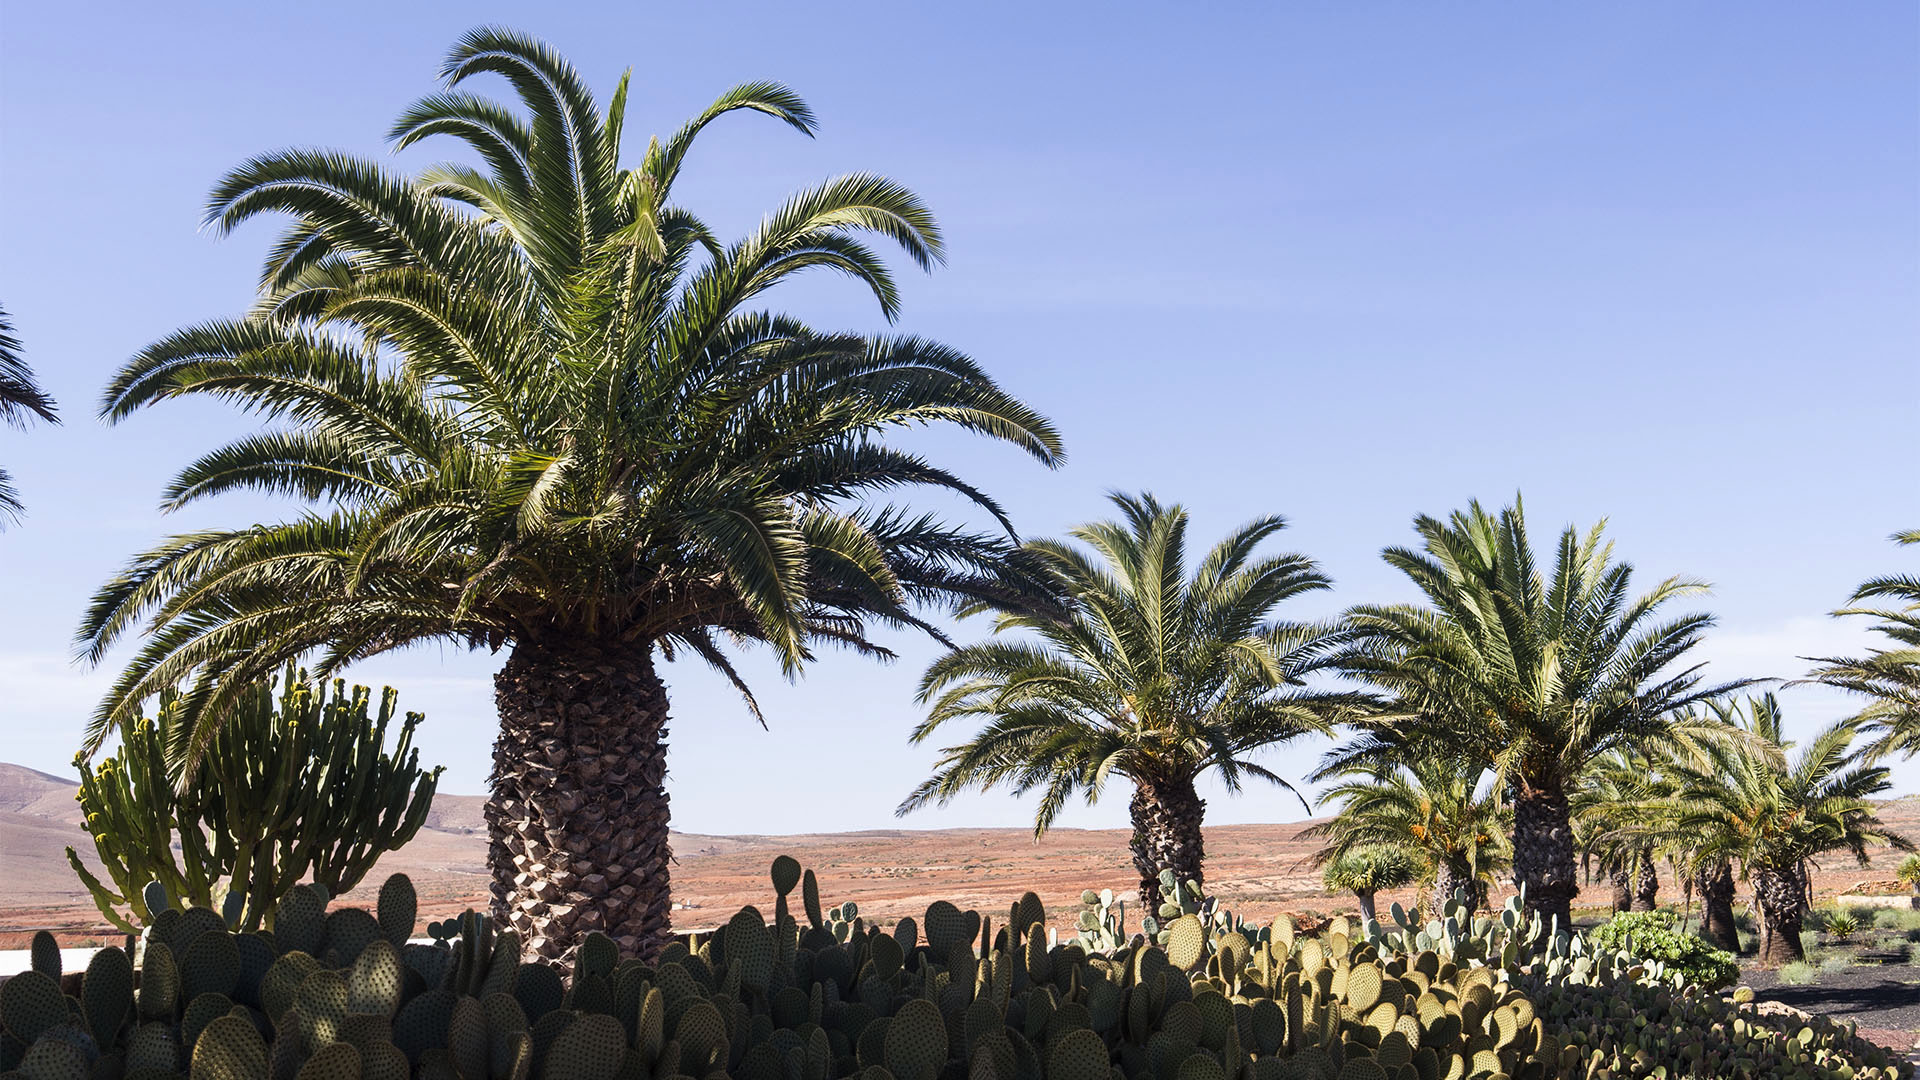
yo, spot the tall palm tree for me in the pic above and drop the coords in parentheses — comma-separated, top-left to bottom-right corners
(1808, 531, 1920, 760)
(0, 303, 59, 526)
(1663, 694, 1911, 966)
(899, 493, 1365, 910)
(1329, 498, 1742, 928)
(77, 29, 1062, 963)
(1303, 752, 1509, 917)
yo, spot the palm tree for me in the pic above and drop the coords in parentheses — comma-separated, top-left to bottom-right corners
(1573, 747, 1668, 912)
(1329, 498, 1743, 928)
(1320, 846, 1419, 924)
(1663, 694, 1911, 966)
(899, 493, 1366, 910)
(1808, 531, 1920, 760)
(77, 29, 1062, 963)
(1303, 753, 1509, 917)
(0, 303, 59, 526)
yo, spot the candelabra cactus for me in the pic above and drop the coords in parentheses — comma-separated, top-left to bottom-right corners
(66, 666, 442, 932)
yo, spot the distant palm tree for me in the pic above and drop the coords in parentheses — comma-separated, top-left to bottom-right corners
(1320, 846, 1419, 924)
(1328, 498, 1743, 927)
(1304, 752, 1508, 917)
(0, 303, 59, 526)
(1573, 747, 1668, 912)
(1663, 694, 1911, 966)
(78, 29, 1062, 963)
(900, 493, 1366, 910)
(1808, 531, 1920, 760)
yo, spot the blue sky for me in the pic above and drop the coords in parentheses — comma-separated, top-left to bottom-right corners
(1, 3, 1914, 835)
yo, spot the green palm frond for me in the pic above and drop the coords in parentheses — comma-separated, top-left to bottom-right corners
(1653, 694, 1912, 879)
(80, 31, 1062, 763)
(1331, 497, 1751, 793)
(1807, 531, 1920, 759)
(901, 493, 1367, 835)
(0, 302, 60, 526)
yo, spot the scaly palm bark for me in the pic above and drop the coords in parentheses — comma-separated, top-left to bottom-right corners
(78, 30, 1062, 964)
(901, 494, 1370, 911)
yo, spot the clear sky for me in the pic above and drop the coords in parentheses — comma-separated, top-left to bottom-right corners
(1, 3, 1915, 835)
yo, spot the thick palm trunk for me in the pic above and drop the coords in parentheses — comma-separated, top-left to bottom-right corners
(1512, 776, 1578, 929)
(1608, 866, 1632, 912)
(1432, 856, 1474, 917)
(489, 635, 673, 964)
(1630, 850, 1659, 912)
(1753, 863, 1808, 967)
(1697, 859, 1739, 953)
(1129, 776, 1205, 913)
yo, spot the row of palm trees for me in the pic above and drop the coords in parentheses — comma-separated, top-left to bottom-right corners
(7, 31, 1915, 966)
(903, 494, 1915, 966)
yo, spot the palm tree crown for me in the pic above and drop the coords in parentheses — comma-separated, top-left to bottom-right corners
(79, 29, 1061, 960)
(0, 302, 60, 526)
(1329, 497, 1742, 925)
(900, 492, 1366, 907)
(1808, 530, 1920, 760)
(1662, 694, 1911, 965)
(1304, 752, 1508, 917)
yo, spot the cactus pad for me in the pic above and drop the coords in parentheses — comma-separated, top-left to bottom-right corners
(543, 1014, 626, 1080)
(1, 972, 70, 1045)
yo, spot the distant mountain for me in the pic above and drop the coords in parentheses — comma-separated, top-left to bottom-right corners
(0, 763, 78, 819)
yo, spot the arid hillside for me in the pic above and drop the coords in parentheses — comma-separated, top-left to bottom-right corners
(4, 761, 1915, 946)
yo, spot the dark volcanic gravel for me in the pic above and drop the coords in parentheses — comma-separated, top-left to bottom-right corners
(1741, 963, 1920, 1040)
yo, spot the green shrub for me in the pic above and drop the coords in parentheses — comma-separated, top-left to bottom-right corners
(1897, 852, 1920, 890)
(1870, 906, 1920, 931)
(1821, 908, 1860, 941)
(1818, 950, 1857, 974)
(1590, 910, 1741, 990)
(1777, 960, 1820, 984)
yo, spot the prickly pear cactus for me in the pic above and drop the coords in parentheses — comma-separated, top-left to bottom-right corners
(6, 860, 1907, 1080)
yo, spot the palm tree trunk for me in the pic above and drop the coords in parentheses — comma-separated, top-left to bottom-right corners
(1697, 859, 1739, 953)
(489, 635, 673, 964)
(1630, 850, 1659, 912)
(1608, 866, 1632, 912)
(1432, 856, 1472, 917)
(1752, 863, 1808, 967)
(1512, 775, 1578, 929)
(1129, 776, 1206, 913)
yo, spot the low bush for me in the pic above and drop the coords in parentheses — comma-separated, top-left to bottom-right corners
(1870, 906, 1920, 932)
(1590, 909, 1741, 991)
(0, 865, 1907, 1080)
(1777, 960, 1820, 985)
(1817, 951, 1857, 974)
(1821, 908, 1860, 941)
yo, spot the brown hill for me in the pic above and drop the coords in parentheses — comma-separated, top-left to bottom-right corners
(3, 763, 1915, 945)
